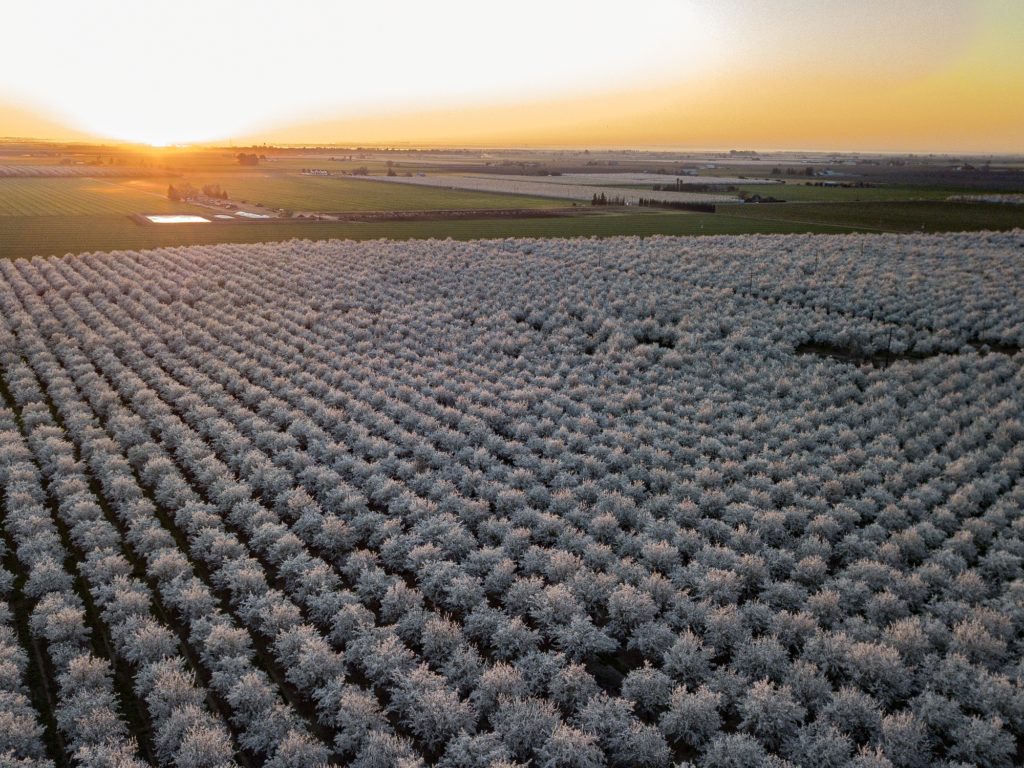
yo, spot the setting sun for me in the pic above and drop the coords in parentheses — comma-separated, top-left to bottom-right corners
(1, 0, 724, 147)
(2, 0, 1021, 151)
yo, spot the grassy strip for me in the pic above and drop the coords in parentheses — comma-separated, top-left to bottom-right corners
(732, 183, 983, 203)
(0, 177, 201, 216)
(123, 173, 566, 213)
(716, 200, 1024, 232)
(2, 202, 1017, 262)
(0, 212, 855, 260)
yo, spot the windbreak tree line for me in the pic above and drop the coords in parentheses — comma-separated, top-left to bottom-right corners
(0, 230, 1021, 767)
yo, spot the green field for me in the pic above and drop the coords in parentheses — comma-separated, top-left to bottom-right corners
(0, 177, 202, 216)
(612, 182, 987, 203)
(717, 200, 1024, 232)
(0, 212, 863, 260)
(131, 174, 567, 212)
(3, 201, 1022, 260)
(1, 160, 1021, 262)
(606, 182, 999, 202)
(733, 183, 982, 203)
(0, 174, 569, 221)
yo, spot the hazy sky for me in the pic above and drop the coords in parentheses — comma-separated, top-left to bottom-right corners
(1, 0, 1021, 151)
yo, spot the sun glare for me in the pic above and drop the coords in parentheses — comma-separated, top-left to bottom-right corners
(0, 0, 1018, 150)
(0, 0, 722, 146)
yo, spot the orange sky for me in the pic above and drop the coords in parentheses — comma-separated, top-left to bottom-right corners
(1, 0, 1021, 152)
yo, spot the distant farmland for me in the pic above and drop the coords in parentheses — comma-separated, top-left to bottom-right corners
(718, 200, 1024, 233)
(0, 164, 169, 178)
(0, 178, 204, 216)
(0, 211, 858, 260)
(358, 173, 742, 204)
(128, 174, 568, 213)
(0, 146, 1020, 261)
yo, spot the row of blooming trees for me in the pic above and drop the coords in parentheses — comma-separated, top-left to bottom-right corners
(0, 502, 54, 768)
(0, 271, 331, 765)
(0, 230, 1021, 766)
(0, 402, 149, 768)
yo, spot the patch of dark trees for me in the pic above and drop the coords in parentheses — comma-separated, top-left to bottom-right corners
(771, 166, 819, 177)
(652, 179, 698, 192)
(637, 198, 717, 213)
(737, 191, 783, 203)
(633, 330, 677, 349)
(796, 338, 1021, 368)
(167, 183, 228, 202)
(591, 192, 627, 206)
(591, 193, 717, 213)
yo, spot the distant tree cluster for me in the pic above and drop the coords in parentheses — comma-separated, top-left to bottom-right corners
(652, 179, 691, 192)
(202, 184, 229, 200)
(168, 183, 229, 201)
(236, 153, 260, 166)
(772, 166, 817, 177)
(0, 231, 1021, 766)
(591, 192, 626, 206)
(636, 198, 717, 212)
(736, 191, 783, 204)
(167, 182, 196, 201)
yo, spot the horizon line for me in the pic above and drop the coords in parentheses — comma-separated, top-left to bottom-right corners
(2, 136, 1022, 159)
